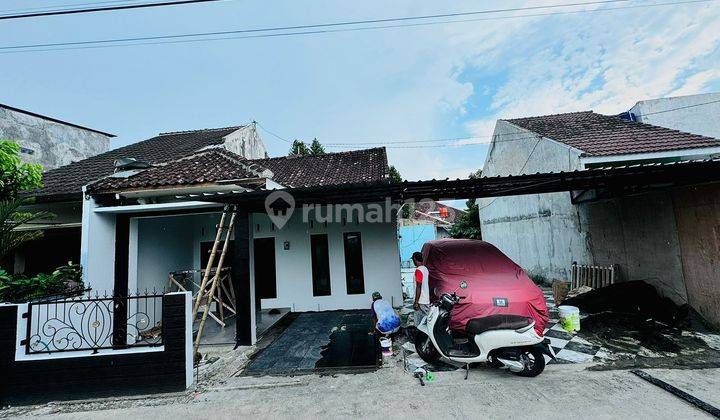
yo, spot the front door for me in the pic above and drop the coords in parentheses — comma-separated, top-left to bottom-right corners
(253, 238, 277, 308)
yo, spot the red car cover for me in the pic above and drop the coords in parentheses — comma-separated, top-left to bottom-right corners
(422, 239, 548, 336)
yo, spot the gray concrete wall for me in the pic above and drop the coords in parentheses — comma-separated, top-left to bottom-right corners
(479, 121, 589, 282)
(479, 120, 689, 303)
(579, 193, 687, 303)
(630, 92, 720, 139)
(221, 124, 268, 159)
(0, 107, 110, 170)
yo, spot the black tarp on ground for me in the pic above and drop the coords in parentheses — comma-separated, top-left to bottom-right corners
(243, 310, 379, 375)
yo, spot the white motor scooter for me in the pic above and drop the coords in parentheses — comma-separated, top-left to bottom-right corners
(415, 281, 555, 378)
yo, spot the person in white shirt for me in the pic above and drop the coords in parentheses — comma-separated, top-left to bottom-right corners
(412, 251, 430, 326)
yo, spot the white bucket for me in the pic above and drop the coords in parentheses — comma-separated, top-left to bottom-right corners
(380, 337, 393, 356)
(558, 305, 581, 333)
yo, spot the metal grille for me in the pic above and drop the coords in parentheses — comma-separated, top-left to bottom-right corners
(22, 293, 164, 354)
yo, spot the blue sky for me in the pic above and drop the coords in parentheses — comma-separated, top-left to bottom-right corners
(2, 0, 720, 186)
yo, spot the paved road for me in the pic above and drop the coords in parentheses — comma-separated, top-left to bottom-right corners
(8, 365, 719, 419)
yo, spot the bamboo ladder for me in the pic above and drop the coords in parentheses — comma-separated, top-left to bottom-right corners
(192, 204, 237, 355)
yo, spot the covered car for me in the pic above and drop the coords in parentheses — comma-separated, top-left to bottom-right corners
(422, 239, 548, 335)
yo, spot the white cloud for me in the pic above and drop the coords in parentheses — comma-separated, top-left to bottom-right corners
(372, 2, 720, 181)
(458, 1, 720, 133)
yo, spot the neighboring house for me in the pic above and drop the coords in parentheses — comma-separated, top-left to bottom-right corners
(479, 111, 720, 313)
(0, 103, 113, 170)
(398, 201, 464, 297)
(78, 146, 400, 345)
(12, 124, 267, 276)
(622, 92, 720, 139)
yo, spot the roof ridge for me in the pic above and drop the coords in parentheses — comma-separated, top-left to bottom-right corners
(158, 125, 245, 136)
(150, 147, 273, 178)
(253, 146, 386, 162)
(505, 110, 594, 122)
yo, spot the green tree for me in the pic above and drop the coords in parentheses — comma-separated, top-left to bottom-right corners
(388, 165, 402, 183)
(449, 169, 482, 240)
(0, 141, 46, 262)
(309, 138, 326, 155)
(288, 139, 310, 156)
(0, 142, 42, 200)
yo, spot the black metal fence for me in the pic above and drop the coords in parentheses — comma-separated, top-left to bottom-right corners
(21, 293, 165, 355)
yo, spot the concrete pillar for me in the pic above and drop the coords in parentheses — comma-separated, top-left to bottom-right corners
(232, 208, 256, 346)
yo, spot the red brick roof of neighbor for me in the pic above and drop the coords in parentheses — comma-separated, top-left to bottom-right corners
(33, 126, 243, 198)
(506, 111, 720, 157)
(86, 147, 390, 194)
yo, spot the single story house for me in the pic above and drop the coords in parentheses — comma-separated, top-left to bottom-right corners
(79, 145, 401, 345)
(479, 110, 720, 327)
(13, 124, 267, 276)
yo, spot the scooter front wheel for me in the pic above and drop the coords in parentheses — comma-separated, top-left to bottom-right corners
(513, 347, 546, 377)
(414, 332, 441, 365)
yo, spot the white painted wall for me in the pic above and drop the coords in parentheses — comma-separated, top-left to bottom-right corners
(250, 207, 403, 311)
(82, 198, 402, 318)
(80, 195, 117, 293)
(629, 92, 720, 139)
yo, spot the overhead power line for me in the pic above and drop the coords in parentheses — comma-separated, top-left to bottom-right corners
(3, 0, 714, 53)
(255, 122, 293, 144)
(0, 1, 147, 14)
(0, 0, 227, 20)
(259, 97, 720, 150)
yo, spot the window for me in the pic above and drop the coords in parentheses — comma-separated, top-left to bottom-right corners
(311, 234, 331, 296)
(343, 232, 365, 294)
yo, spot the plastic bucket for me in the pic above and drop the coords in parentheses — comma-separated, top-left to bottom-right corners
(558, 305, 581, 333)
(380, 337, 393, 356)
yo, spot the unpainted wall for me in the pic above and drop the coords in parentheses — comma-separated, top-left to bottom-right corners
(579, 192, 687, 303)
(479, 121, 589, 281)
(672, 184, 720, 329)
(0, 107, 110, 170)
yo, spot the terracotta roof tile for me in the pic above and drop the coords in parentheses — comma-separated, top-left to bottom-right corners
(87, 148, 266, 192)
(32, 126, 243, 198)
(506, 111, 720, 157)
(254, 147, 389, 188)
(87, 147, 390, 193)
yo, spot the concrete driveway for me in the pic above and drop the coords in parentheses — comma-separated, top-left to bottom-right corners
(8, 365, 719, 419)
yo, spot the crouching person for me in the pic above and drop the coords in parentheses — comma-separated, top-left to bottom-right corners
(371, 291, 400, 335)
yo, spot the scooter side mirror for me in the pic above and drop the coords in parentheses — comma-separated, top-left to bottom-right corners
(459, 281, 467, 289)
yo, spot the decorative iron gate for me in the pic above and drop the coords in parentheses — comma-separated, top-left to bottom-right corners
(21, 293, 164, 354)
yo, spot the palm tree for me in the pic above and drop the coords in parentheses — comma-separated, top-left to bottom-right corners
(0, 198, 50, 262)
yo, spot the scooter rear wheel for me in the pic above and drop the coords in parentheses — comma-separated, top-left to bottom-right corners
(414, 332, 441, 365)
(513, 347, 545, 377)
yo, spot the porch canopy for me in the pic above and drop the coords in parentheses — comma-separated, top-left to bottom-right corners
(198, 158, 720, 207)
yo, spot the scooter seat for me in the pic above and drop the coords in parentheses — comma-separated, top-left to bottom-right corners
(466, 314, 532, 335)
